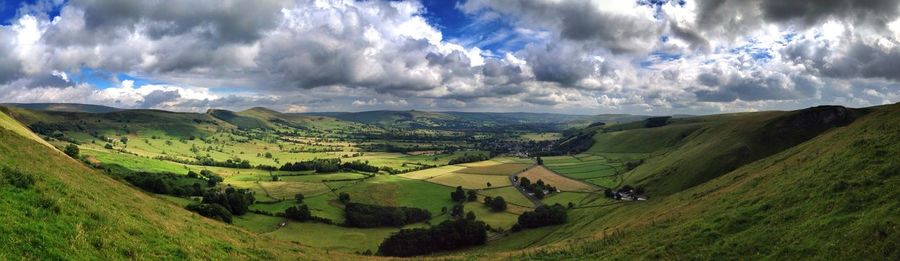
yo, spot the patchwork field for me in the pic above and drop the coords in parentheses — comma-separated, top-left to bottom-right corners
(516, 165, 596, 192)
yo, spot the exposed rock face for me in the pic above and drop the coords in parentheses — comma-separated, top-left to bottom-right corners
(785, 105, 856, 131)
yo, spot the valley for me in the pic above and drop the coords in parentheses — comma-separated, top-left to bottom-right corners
(0, 103, 897, 259)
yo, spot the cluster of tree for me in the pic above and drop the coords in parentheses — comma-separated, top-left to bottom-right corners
(644, 116, 672, 128)
(341, 160, 380, 173)
(285, 204, 312, 221)
(482, 196, 507, 212)
(377, 218, 487, 257)
(154, 155, 252, 169)
(450, 186, 478, 202)
(195, 156, 252, 169)
(517, 177, 557, 199)
(124, 172, 207, 196)
(186, 203, 233, 223)
(344, 203, 431, 228)
(201, 187, 255, 215)
(448, 153, 490, 165)
(279, 158, 384, 174)
(187, 169, 223, 186)
(512, 204, 567, 231)
(279, 158, 342, 173)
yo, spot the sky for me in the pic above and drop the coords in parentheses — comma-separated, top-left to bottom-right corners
(0, 0, 899, 115)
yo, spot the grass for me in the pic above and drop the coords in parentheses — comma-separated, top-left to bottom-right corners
(232, 213, 285, 234)
(427, 173, 512, 189)
(454, 162, 533, 176)
(264, 221, 401, 254)
(480, 187, 534, 208)
(398, 165, 466, 180)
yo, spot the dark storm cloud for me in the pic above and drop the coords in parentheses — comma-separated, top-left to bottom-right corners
(694, 72, 819, 102)
(69, 0, 285, 44)
(138, 89, 181, 108)
(521, 44, 594, 86)
(759, 0, 900, 26)
(782, 38, 900, 81)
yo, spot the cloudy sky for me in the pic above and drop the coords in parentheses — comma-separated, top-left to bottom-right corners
(0, 0, 898, 115)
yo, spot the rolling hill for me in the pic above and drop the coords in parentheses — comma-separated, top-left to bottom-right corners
(0, 110, 342, 259)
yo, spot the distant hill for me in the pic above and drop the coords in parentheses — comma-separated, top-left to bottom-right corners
(303, 110, 609, 130)
(2, 103, 121, 113)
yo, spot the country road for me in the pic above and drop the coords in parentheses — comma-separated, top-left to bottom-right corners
(509, 164, 545, 207)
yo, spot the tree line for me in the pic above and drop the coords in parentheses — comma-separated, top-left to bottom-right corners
(377, 218, 487, 257)
(344, 202, 431, 228)
(279, 158, 382, 173)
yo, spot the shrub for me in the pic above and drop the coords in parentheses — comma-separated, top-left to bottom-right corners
(186, 203, 233, 223)
(2, 167, 35, 189)
(64, 144, 79, 158)
(339, 192, 351, 204)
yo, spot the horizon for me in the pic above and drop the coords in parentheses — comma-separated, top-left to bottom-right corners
(1, 0, 898, 115)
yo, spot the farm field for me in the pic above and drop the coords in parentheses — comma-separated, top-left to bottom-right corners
(264, 221, 401, 253)
(454, 162, 532, 175)
(427, 173, 511, 189)
(516, 165, 596, 192)
(479, 186, 534, 208)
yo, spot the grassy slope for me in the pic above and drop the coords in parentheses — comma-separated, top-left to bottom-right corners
(586, 107, 858, 196)
(0, 111, 343, 260)
(459, 104, 900, 259)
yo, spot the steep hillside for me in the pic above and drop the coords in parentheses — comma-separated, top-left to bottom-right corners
(492, 103, 899, 260)
(586, 106, 860, 196)
(0, 111, 340, 259)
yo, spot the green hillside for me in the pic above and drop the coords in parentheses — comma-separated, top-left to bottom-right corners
(456, 104, 899, 259)
(0, 111, 340, 259)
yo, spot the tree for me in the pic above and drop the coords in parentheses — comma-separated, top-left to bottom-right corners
(536, 156, 543, 165)
(466, 211, 476, 221)
(450, 186, 466, 202)
(339, 192, 351, 204)
(489, 196, 507, 212)
(64, 144, 79, 158)
(486, 182, 492, 187)
(120, 136, 129, 144)
(483, 196, 493, 205)
(264, 152, 273, 158)
(104, 143, 114, 149)
(466, 190, 477, 201)
(285, 204, 312, 221)
(516, 204, 567, 229)
(294, 193, 305, 202)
